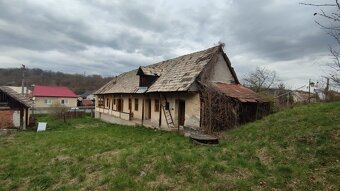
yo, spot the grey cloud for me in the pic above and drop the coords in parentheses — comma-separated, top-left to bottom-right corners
(0, 0, 336, 88)
(221, 0, 335, 61)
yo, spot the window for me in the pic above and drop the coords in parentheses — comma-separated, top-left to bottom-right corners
(165, 102, 170, 110)
(129, 98, 132, 110)
(134, 99, 138, 111)
(139, 75, 158, 87)
(98, 96, 104, 107)
(154, 99, 160, 112)
(44, 99, 52, 105)
(113, 98, 116, 105)
(106, 98, 109, 108)
(60, 99, 68, 105)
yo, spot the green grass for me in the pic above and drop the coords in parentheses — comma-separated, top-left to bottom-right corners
(0, 102, 339, 190)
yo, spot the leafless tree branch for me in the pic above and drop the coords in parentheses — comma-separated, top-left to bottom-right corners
(243, 67, 277, 92)
(302, 0, 340, 87)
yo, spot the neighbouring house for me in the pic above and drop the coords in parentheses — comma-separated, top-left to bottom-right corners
(78, 91, 95, 106)
(0, 86, 32, 129)
(327, 90, 340, 101)
(80, 99, 94, 106)
(32, 85, 78, 113)
(79, 91, 95, 101)
(314, 88, 326, 101)
(95, 45, 270, 132)
(5, 86, 32, 97)
(291, 90, 316, 103)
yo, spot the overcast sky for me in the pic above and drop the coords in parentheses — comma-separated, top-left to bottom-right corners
(0, 0, 336, 89)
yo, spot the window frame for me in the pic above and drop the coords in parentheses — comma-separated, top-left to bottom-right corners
(44, 99, 52, 105)
(106, 98, 110, 108)
(60, 99, 68, 105)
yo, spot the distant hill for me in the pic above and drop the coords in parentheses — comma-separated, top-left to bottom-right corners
(0, 68, 112, 94)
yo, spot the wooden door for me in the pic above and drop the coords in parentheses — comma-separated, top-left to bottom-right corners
(148, 99, 151, 119)
(145, 99, 151, 119)
(178, 100, 185, 126)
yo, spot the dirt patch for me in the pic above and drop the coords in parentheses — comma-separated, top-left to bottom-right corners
(0, 132, 17, 144)
(147, 174, 175, 190)
(215, 167, 252, 184)
(89, 150, 121, 161)
(49, 155, 73, 165)
(75, 123, 100, 129)
(0, 129, 17, 136)
(256, 148, 272, 165)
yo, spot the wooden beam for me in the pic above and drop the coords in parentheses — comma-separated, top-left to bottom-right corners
(25, 107, 28, 130)
(159, 93, 162, 127)
(141, 94, 145, 126)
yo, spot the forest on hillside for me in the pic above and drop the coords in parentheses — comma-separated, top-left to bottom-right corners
(0, 68, 112, 94)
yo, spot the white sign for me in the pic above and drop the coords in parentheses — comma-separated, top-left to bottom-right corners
(37, 122, 47, 132)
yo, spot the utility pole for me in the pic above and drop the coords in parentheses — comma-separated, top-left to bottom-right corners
(308, 79, 315, 103)
(21, 64, 26, 95)
(308, 79, 311, 103)
(325, 77, 330, 101)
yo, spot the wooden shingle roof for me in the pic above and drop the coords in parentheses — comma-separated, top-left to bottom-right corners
(95, 45, 224, 94)
(0, 86, 32, 107)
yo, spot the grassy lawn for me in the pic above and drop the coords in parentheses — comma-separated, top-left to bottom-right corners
(0, 102, 339, 190)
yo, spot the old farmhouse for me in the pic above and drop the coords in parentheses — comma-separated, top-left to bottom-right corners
(95, 45, 269, 132)
(0, 86, 32, 129)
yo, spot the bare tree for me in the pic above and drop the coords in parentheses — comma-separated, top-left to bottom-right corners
(329, 47, 340, 86)
(301, 1, 340, 87)
(243, 67, 277, 92)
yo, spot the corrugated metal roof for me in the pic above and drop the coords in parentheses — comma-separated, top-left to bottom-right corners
(33, 85, 78, 98)
(215, 82, 265, 102)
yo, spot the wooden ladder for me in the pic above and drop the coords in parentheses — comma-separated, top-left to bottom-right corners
(161, 95, 175, 129)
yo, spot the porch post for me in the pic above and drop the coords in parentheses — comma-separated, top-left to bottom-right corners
(141, 94, 145, 126)
(25, 107, 28, 130)
(129, 94, 132, 121)
(120, 94, 122, 118)
(20, 107, 24, 130)
(159, 93, 162, 127)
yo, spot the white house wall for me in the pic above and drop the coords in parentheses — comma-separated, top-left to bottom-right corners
(95, 92, 201, 130)
(209, 53, 235, 83)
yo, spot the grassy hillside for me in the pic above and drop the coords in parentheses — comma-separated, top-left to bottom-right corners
(0, 102, 339, 190)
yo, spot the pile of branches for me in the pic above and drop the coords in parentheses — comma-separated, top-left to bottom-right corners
(198, 82, 240, 133)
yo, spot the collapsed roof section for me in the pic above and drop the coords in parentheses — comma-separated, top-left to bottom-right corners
(95, 45, 239, 94)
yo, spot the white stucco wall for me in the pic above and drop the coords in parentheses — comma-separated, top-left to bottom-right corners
(95, 92, 201, 130)
(34, 97, 77, 108)
(12, 110, 20, 128)
(209, 53, 235, 83)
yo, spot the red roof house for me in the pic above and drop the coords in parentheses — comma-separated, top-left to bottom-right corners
(33, 86, 78, 98)
(32, 86, 78, 108)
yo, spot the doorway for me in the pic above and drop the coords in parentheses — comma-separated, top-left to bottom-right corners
(145, 99, 151, 119)
(178, 100, 185, 126)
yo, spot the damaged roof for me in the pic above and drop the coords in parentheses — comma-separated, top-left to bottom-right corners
(0, 86, 32, 107)
(214, 82, 266, 103)
(95, 45, 237, 94)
